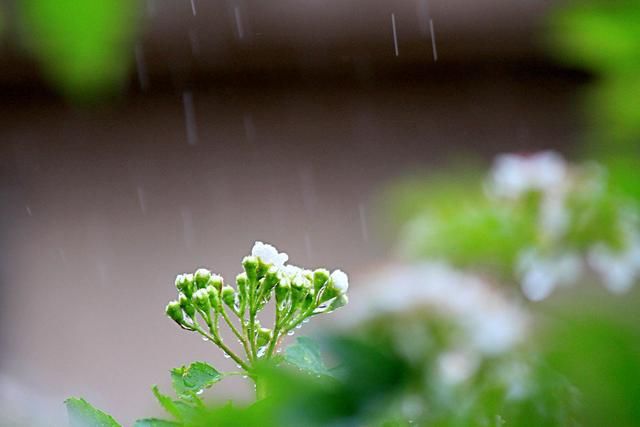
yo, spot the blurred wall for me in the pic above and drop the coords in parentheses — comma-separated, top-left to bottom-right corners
(0, 0, 586, 424)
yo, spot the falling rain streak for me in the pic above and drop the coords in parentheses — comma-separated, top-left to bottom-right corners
(137, 185, 147, 214)
(234, 7, 244, 40)
(358, 203, 369, 242)
(190, 0, 197, 16)
(134, 43, 149, 91)
(391, 13, 399, 57)
(429, 19, 438, 62)
(182, 91, 198, 146)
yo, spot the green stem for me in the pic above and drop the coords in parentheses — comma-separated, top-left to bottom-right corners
(254, 375, 268, 400)
(193, 325, 250, 371)
(221, 306, 253, 362)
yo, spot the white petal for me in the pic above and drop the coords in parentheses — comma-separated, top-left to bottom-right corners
(330, 269, 349, 293)
(251, 241, 288, 267)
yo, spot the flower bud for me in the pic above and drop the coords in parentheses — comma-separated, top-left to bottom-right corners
(193, 288, 211, 312)
(275, 281, 290, 305)
(236, 273, 248, 297)
(261, 267, 280, 294)
(206, 285, 221, 310)
(221, 285, 236, 307)
(165, 300, 183, 324)
(256, 327, 272, 348)
(330, 269, 349, 294)
(194, 268, 212, 289)
(179, 294, 196, 318)
(329, 294, 348, 311)
(313, 268, 330, 292)
(207, 274, 224, 292)
(175, 274, 195, 298)
(242, 256, 259, 283)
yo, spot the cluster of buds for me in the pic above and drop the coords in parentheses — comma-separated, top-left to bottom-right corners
(165, 241, 349, 369)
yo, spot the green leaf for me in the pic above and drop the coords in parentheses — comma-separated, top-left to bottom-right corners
(133, 419, 181, 427)
(65, 397, 121, 427)
(151, 386, 183, 421)
(284, 337, 332, 377)
(170, 361, 222, 398)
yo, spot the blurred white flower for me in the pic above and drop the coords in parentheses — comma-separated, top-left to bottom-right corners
(588, 237, 640, 294)
(330, 269, 349, 294)
(251, 241, 289, 267)
(347, 263, 529, 356)
(489, 151, 568, 199)
(437, 349, 479, 386)
(517, 249, 581, 301)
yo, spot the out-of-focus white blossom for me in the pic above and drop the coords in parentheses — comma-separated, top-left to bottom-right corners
(489, 151, 568, 199)
(437, 349, 480, 386)
(251, 241, 289, 267)
(588, 236, 640, 294)
(347, 263, 529, 356)
(517, 250, 582, 301)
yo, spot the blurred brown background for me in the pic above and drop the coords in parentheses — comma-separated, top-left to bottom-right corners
(0, 0, 586, 424)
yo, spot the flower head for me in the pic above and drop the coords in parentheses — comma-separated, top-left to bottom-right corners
(489, 151, 567, 199)
(330, 269, 349, 294)
(251, 241, 289, 267)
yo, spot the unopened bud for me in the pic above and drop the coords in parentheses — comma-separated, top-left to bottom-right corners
(236, 273, 248, 297)
(208, 274, 224, 292)
(221, 285, 236, 307)
(257, 327, 272, 348)
(242, 256, 259, 283)
(193, 288, 211, 311)
(175, 274, 195, 298)
(165, 301, 183, 324)
(313, 269, 330, 291)
(207, 285, 221, 310)
(194, 268, 212, 289)
(262, 267, 280, 293)
(275, 281, 290, 305)
(329, 294, 348, 311)
(179, 294, 196, 318)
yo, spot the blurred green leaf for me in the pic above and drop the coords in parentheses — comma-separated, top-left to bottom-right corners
(65, 397, 121, 427)
(284, 337, 332, 377)
(20, 0, 138, 100)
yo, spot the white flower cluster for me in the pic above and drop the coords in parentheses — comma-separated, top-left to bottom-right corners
(251, 241, 349, 296)
(346, 263, 529, 385)
(489, 151, 640, 299)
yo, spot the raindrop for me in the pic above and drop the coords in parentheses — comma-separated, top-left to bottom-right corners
(429, 19, 438, 62)
(182, 91, 198, 146)
(136, 185, 146, 214)
(242, 375, 248, 379)
(287, 331, 295, 336)
(188, 29, 200, 56)
(224, 354, 231, 359)
(196, 389, 204, 395)
(257, 346, 267, 357)
(190, 0, 197, 16)
(302, 318, 310, 324)
(276, 349, 282, 353)
(202, 336, 209, 341)
(295, 324, 302, 329)
(134, 43, 149, 91)
(233, 6, 244, 40)
(304, 232, 312, 260)
(25, 205, 32, 216)
(391, 13, 399, 57)
(181, 207, 195, 249)
(358, 203, 369, 242)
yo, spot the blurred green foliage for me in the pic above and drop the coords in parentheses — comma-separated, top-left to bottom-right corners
(19, 0, 138, 100)
(548, 0, 640, 151)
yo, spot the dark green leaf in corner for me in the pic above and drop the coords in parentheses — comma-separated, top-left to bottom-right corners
(284, 336, 332, 377)
(65, 397, 121, 427)
(170, 361, 222, 398)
